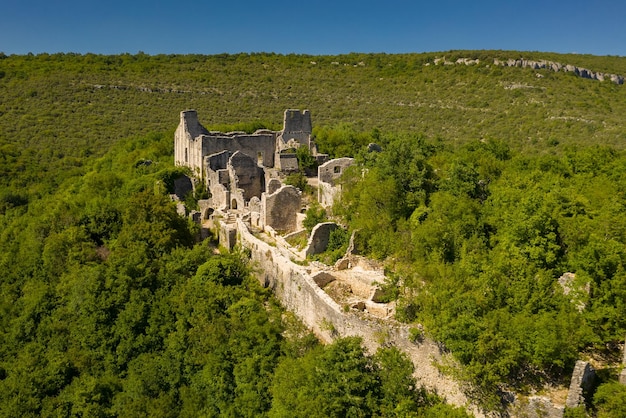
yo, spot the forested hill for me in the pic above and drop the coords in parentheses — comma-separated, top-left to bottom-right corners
(1, 51, 626, 416)
(1, 50, 626, 199)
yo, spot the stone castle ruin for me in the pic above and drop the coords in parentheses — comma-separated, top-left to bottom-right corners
(175, 109, 333, 220)
(173, 108, 604, 417)
(175, 108, 318, 178)
(318, 157, 355, 208)
(174, 109, 403, 329)
(174, 109, 355, 235)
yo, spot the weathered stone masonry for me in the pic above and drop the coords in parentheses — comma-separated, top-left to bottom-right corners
(234, 218, 477, 414)
(176, 108, 594, 417)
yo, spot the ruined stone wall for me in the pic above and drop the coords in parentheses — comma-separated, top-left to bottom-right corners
(228, 151, 265, 201)
(318, 158, 354, 209)
(566, 361, 596, 409)
(305, 222, 338, 256)
(261, 185, 301, 233)
(276, 153, 299, 171)
(210, 183, 229, 211)
(266, 178, 282, 195)
(318, 157, 354, 185)
(205, 150, 231, 172)
(235, 219, 477, 415)
(281, 109, 312, 146)
(175, 110, 210, 175)
(204, 151, 232, 211)
(318, 182, 337, 210)
(201, 134, 276, 168)
(177, 110, 318, 180)
(276, 109, 312, 153)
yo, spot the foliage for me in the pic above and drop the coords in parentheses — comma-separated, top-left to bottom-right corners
(269, 337, 470, 417)
(283, 171, 309, 194)
(3, 51, 626, 201)
(593, 382, 626, 418)
(336, 130, 626, 402)
(302, 202, 328, 232)
(295, 145, 318, 172)
(2, 50, 626, 414)
(314, 123, 376, 158)
(311, 227, 350, 265)
(0, 130, 466, 417)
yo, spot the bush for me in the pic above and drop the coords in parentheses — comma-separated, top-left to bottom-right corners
(283, 172, 308, 193)
(194, 253, 249, 286)
(311, 227, 350, 265)
(593, 382, 626, 418)
(303, 203, 328, 232)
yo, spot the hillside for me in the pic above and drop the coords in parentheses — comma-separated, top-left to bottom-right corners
(1, 51, 626, 416)
(1, 51, 626, 197)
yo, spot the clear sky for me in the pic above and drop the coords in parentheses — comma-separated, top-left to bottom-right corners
(1, 0, 625, 56)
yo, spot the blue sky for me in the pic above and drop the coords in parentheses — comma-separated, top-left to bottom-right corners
(1, 0, 625, 56)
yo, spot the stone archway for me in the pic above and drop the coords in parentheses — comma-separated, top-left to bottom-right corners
(231, 199, 238, 210)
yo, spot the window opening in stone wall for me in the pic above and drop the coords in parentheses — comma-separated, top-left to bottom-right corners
(257, 151, 263, 165)
(334, 166, 341, 174)
(231, 199, 238, 210)
(185, 148, 188, 163)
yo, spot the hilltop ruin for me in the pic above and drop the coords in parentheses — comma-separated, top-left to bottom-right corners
(173, 109, 609, 417)
(174, 109, 354, 234)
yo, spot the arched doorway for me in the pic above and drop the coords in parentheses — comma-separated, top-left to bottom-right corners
(231, 199, 238, 210)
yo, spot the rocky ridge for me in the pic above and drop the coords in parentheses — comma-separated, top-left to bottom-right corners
(432, 57, 625, 84)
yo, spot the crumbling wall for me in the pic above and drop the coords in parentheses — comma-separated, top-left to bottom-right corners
(205, 151, 232, 210)
(234, 219, 477, 416)
(177, 109, 320, 183)
(277, 109, 312, 151)
(201, 133, 276, 169)
(318, 157, 354, 208)
(318, 157, 355, 185)
(212, 184, 230, 211)
(566, 361, 596, 409)
(261, 185, 301, 233)
(266, 178, 282, 195)
(174, 110, 210, 176)
(205, 150, 231, 173)
(228, 151, 265, 201)
(219, 222, 237, 250)
(305, 222, 338, 256)
(276, 152, 299, 171)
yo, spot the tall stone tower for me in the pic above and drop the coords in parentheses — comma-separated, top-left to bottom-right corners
(174, 110, 209, 175)
(279, 109, 312, 149)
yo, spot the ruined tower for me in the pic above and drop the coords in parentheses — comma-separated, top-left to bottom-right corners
(281, 109, 312, 148)
(174, 110, 209, 176)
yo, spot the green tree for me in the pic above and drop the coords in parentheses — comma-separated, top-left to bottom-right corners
(593, 382, 626, 418)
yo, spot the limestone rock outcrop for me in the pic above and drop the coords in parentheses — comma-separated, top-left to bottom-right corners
(433, 57, 624, 84)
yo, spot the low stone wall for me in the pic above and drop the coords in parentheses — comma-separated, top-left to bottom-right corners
(235, 219, 478, 415)
(566, 361, 596, 409)
(304, 222, 338, 256)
